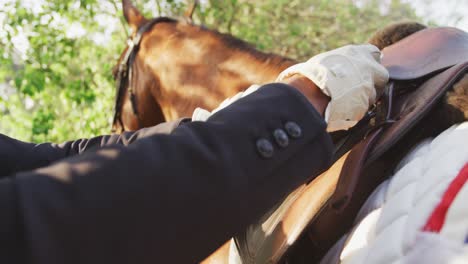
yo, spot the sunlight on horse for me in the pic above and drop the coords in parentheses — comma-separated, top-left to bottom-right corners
(112, 0, 296, 132)
(112, 1, 427, 134)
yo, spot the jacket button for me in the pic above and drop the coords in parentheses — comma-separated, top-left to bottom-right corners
(285, 121, 302, 138)
(273, 129, 289, 148)
(256, 138, 274, 158)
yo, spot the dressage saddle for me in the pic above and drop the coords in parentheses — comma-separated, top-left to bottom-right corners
(232, 27, 468, 263)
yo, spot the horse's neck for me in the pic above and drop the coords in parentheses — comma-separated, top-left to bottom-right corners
(160, 52, 295, 120)
(222, 52, 297, 85)
(144, 22, 298, 120)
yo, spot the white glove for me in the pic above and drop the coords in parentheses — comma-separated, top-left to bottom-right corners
(276, 44, 389, 131)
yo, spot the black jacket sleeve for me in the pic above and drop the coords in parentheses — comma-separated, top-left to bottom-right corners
(0, 120, 183, 178)
(0, 83, 333, 264)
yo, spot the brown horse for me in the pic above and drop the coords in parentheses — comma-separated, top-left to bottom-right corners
(112, 0, 297, 132)
(112, 0, 427, 133)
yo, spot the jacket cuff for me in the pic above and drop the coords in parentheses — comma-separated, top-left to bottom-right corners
(206, 82, 329, 183)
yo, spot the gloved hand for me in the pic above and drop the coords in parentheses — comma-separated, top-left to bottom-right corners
(276, 44, 389, 131)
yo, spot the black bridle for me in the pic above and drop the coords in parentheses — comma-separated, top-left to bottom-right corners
(112, 17, 176, 132)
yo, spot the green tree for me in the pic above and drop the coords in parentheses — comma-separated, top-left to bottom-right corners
(0, 0, 424, 142)
(197, 0, 423, 60)
(1, 0, 127, 142)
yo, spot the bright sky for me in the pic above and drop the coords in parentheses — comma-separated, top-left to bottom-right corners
(410, 0, 468, 31)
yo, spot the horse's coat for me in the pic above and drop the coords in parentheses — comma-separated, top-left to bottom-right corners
(112, 0, 296, 132)
(113, 1, 427, 134)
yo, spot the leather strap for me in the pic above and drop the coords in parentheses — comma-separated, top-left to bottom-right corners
(329, 127, 384, 213)
(329, 82, 395, 212)
(369, 62, 468, 163)
(112, 17, 176, 132)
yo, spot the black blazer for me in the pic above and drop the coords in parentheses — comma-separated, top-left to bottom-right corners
(0, 83, 333, 264)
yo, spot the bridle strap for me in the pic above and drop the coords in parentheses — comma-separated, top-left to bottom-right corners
(112, 38, 134, 132)
(112, 18, 174, 132)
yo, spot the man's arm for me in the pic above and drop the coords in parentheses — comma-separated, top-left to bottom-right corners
(0, 119, 184, 178)
(0, 75, 325, 179)
(0, 83, 333, 264)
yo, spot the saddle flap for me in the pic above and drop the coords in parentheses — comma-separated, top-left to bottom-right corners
(369, 62, 468, 163)
(382, 27, 468, 80)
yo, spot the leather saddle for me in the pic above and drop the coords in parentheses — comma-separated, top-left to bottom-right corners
(231, 27, 468, 263)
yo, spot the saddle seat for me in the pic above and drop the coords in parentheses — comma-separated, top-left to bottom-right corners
(383, 27, 468, 80)
(203, 27, 468, 264)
